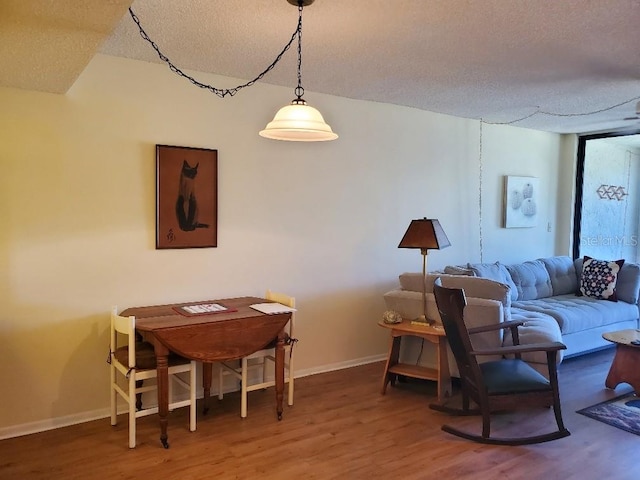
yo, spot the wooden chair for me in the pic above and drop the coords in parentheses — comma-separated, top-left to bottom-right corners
(109, 306, 197, 448)
(431, 282, 570, 445)
(218, 290, 296, 418)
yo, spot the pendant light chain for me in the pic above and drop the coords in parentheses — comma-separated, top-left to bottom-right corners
(294, 4, 305, 100)
(128, 7, 301, 98)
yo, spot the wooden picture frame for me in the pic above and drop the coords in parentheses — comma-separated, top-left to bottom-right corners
(156, 145, 218, 249)
(503, 175, 538, 228)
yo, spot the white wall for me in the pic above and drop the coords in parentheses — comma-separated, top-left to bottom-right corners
(0, 54, 571, 437)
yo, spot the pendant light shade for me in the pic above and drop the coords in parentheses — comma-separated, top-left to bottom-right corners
(260, 99, 338, 141)
(260, 0, 338, 142)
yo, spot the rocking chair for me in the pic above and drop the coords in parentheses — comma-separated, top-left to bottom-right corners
(431, 281, 570, 445)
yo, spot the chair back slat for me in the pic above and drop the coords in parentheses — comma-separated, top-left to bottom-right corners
(265, 290, 295, 336)
(433, 282, 482, 388)
(110, 306, 136, 369)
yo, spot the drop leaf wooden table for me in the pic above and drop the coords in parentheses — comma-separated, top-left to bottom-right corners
(122, 296, 292, 448)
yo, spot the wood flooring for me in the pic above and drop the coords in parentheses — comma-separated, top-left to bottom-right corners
(1, 348, 638, 480)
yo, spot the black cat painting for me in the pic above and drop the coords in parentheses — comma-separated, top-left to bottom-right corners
(176, 160, 209, 231)
(156, 145, 217, 249)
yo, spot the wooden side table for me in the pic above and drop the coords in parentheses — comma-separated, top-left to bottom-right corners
(602, 329, 640, 393)
(378, 319, 451, 403)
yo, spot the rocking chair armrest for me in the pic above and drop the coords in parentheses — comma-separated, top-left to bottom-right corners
(468, 320, 525, 335)
(469, 341, 567, 357)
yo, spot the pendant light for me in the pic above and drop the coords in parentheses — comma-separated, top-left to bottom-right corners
(129, 1, 336, 141)
(259, 0, 338, 142)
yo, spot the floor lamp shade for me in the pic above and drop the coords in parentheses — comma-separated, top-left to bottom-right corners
(398, 218, 451, 252)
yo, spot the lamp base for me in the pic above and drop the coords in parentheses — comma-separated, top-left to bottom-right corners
(410, 315, 434, 327)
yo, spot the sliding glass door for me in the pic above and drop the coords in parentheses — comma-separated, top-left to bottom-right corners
(574, 132, 640, 261)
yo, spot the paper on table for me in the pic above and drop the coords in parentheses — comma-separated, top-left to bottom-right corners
(181, 303, 229, 314)
(250, 303, 297, 314)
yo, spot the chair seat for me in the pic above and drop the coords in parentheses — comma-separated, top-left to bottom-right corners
(480, 359, 550, 394)
(114, 342, 190, 370)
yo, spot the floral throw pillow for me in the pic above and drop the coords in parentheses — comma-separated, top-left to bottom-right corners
(578, 256, 625, 301)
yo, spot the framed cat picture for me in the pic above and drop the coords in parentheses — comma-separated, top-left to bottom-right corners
(156, 145, 218, 249)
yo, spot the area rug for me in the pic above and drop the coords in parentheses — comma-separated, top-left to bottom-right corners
(577, 393, 640, 436)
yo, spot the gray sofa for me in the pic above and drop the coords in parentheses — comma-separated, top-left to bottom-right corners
(384, 256, 640, 372)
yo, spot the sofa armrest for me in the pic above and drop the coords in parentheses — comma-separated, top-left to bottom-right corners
(383, 288, 425, 321)
(462, 298, 505, 361)
(384, 289, 504, 330)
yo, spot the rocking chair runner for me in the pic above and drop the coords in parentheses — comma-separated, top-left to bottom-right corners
(431, 281, 570, 445)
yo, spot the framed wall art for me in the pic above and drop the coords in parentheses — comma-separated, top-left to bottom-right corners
(503, 175, 538, 228)
(156, 144, 218, 249)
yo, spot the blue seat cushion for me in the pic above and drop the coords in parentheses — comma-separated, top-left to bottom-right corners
(480, 359, 550, 394)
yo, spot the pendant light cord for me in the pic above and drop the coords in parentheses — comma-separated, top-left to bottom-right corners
(478, 119, 484, 263)
(128, 6, 302, 98)
(482, 95, 640, 126)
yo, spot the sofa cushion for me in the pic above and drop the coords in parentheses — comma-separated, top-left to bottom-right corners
(512, 294, 639, 335)
(506, 260, 553, 300)
(439, 275, 511, 322)
(467, 262, 518, 302)
(578, 256, 624, 301)
(539, 256, 578, 295)
(617, 263, 640, 304)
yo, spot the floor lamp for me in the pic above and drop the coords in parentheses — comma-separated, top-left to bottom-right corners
(398, 218, 451, 324)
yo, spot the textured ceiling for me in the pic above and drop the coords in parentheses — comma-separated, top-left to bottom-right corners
(0, 0, 131, 93)
(4, 0, 640, 135)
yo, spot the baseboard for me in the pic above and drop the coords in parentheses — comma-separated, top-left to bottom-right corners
(0, 354, 387, 441)
(0, 408, 110, 441)
(215, 354, 387, 397)
(294, 354, 386, 378)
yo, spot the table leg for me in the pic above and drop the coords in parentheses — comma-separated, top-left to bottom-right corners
(436, 336, 451, 403)
(605, 345, 640, 392)
(202, 362, 212, 415)
(275, 330, 285, 420)
(381, 335, 401, 394)
(154, 342, 170, 449)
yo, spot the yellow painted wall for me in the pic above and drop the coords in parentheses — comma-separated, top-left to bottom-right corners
(0, 54, 568, 436)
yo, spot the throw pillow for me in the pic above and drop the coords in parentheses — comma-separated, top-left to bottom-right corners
(578, 256, 625, 301)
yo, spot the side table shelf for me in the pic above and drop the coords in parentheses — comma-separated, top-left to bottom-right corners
(387, 362, 439, 381)
(378, 319, 451, 403)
